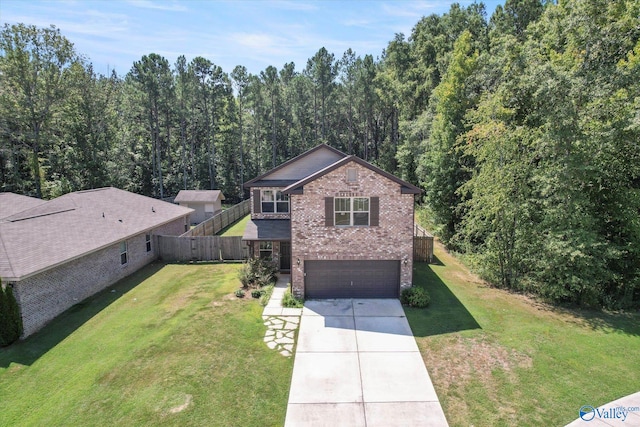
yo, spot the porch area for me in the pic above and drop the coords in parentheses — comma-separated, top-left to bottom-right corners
(242, 219, 292, 272)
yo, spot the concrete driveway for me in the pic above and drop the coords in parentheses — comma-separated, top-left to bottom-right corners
(285, 299, 449, 427)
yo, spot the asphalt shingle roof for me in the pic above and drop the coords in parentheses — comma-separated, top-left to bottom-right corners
(0, 187, 193, 281)
(174, 190, 225, 203)
(242, 219, 291, 241)
(0, 193, 46, 220)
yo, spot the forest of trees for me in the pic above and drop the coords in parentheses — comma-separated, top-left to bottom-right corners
(1, 0, 639, 309)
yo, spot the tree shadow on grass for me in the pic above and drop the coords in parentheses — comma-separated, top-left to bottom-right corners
(552, 304, 640, 337)
(0, 262, 165, 368)
(406, 262, 481, 337)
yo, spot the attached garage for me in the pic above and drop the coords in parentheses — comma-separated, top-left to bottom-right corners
(304, 260, 400, 299)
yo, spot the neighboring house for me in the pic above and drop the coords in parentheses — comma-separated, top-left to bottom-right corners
(0, 187, 193, 337)
(174, 190, 225, 225)
(243, 144, 421, 299)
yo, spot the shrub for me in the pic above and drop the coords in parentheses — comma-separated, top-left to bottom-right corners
(282, 286, 304, 308)
(251, 289, 263, 299)
(400, 287, 430, 308)
(237, 257, 278, 288)
(235, 289, 245, 298)
(0, 280, 23, 346)
(238, 263, 253, 288)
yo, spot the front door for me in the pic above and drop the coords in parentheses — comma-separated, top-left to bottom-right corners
(279, 241, 291, 271)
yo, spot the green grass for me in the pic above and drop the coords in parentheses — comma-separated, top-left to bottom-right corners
(218, 214, 250, 236)
(282, 287, 304, 308)
(0, 262, 292, 427)
(406, 242, 640, 427)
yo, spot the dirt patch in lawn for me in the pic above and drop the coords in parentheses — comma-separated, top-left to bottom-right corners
(448, 269, 485, 286)
(163, 288, 197, 318)
(425, 334, 532, 392)
(169, 394, 192, 414)
(424, 335, 532, 424)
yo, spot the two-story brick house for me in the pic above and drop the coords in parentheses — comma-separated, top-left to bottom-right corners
(243, 144, 421, 299)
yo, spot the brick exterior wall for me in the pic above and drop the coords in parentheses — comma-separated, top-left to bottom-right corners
(11, 216, 188, 338)
(251, 187, 291, 220)
(290, 161, 415, 298)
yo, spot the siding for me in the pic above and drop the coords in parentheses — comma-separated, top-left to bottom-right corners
(266, 149, 344, 180)
(179, 201, 222, 225)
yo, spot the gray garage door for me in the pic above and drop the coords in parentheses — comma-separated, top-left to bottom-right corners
(304, 260, 400, 299)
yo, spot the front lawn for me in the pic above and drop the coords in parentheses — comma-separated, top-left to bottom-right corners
(0, 262, 292, 427)
(407, 242, 640, 426)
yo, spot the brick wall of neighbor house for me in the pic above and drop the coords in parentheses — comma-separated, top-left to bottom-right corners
(12, 216, 188, 337)
(290, 162, 415, 298)
(250, 187, 291, 220)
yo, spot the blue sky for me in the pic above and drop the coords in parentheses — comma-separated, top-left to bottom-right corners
(2, 0, 503, 77)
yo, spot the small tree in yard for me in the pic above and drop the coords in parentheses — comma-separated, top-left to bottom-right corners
(0, 279, 23, 346)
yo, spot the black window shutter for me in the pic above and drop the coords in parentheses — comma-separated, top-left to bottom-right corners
(253, 189, 261, 214)
(325, 197, 334, 226)
(370, 197, 379, 226)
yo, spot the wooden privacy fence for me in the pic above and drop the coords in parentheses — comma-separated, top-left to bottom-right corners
(182, 199, 250, 237)
(157, 235, 248, 262)
(414, 223, 434, 263)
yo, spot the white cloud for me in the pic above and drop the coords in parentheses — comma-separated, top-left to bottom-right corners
(125, 0, 188, 12)
(2, 0, 495, 77)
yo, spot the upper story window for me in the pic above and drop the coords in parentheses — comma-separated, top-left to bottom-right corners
(261, 190, 289, 213)
(334, 197, 369, 226)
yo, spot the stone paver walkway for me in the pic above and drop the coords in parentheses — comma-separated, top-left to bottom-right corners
(262, 274, 301, 357)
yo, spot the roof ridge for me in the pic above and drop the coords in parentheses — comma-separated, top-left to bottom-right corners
(65, 187, 114, 195)
(282, 155, 422, 195)
(7, 207, 76, 223)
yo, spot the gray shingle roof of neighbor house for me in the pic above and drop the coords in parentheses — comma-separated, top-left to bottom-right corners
(0, 187, 193, 281)
(0, 193, 46, 220)
(174, 190, 225, 203)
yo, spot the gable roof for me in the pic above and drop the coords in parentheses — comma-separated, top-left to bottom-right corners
(174, 190, 225, 203)
(0, 187, 193, 281)
(0, 193, 45, 220)
(282, 155, 422, 195)
(243, 144, 347, 188)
